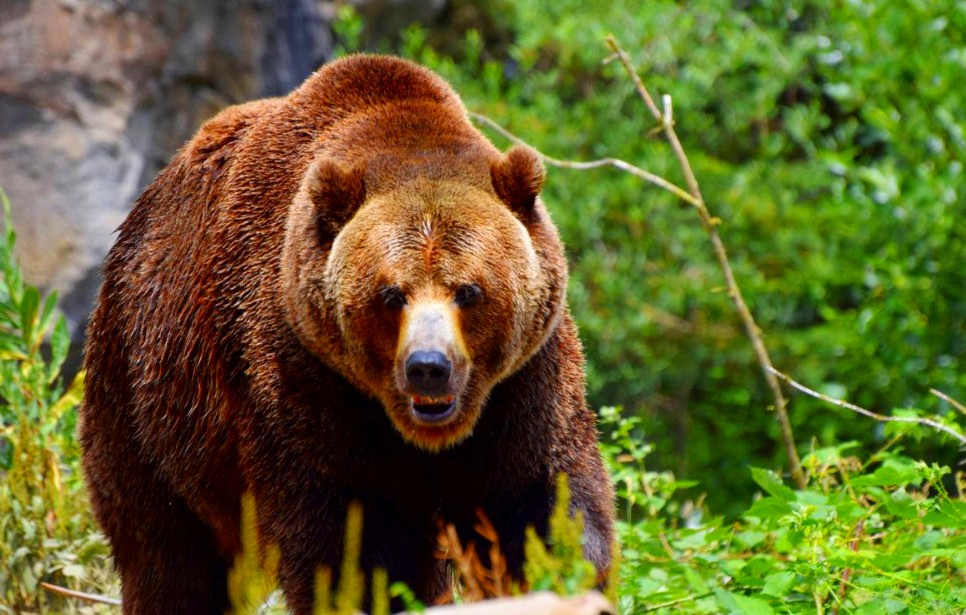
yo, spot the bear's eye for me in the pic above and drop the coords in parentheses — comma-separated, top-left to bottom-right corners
(454, 284, 483, 308)
(380, 286, 407, 309)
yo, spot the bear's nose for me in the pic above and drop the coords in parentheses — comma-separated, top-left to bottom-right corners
(405, 350, 452, 395)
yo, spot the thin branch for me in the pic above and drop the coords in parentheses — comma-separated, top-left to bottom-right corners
(607, 41, 705, 213)
(467, 112, 700, 207)
(930, 388, 966, 416)
(602, 48, 662, 122)
(40, 582, 121, 606)
(604, 36, 805, 488)
(769, 368, 966, 446)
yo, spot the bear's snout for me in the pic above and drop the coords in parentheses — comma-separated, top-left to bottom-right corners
(405, 350, 452, 396)
(404, 348, 459, 425)
(395, 300, 469, 426)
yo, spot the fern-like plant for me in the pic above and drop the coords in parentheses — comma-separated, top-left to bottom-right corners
(0, 188, 112, 612)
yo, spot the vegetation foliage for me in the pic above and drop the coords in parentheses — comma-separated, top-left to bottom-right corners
(2, 0, 966, 612)
(600, 406, 966, 613)
(0, 191, 112, 613)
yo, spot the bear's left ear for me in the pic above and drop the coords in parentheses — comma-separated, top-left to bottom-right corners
(304, 158, 368, 237)
(491, 145, 545, 222)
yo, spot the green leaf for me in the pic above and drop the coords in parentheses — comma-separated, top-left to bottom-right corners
(684, 566, 710, 594)
(922, 500, 966, 529)
(672, 528, 711, 550)
(0, 332, 27, 360)
(38, 290, 58, 339)
(19, 286, 40, 348)
(855, 597, 908, 614)
(21, 563, 37, 593)
(47, 315, 70, 384)
(744, 497, 794, 522)
(761, 571, 796, 597)
(714, 589, 776, 615)
(883, 488, 918, 520)
(851, 457, 922, 488)
(750, 467, 796, 501)
(805, 441, 861, 466)
(735, 530, 766, 548)
(913, 530, 944, 550)
(796, 490, 829, 507)
(872, 550, 915, 569)
(61, 563, 86, 579)
(48, 371, 84, 425)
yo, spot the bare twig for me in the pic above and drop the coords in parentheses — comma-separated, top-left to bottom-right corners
(930, 388, 966, 416)
(606, 36, 805, 487)
(769, 368, 966, 446)
(40, 582, 121, 606)
(468, 112, 700, 207)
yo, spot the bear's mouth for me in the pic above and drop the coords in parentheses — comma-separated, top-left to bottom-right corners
(411, 395, 457, 424)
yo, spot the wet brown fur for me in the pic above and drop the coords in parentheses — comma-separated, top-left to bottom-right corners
(79, 55, 614, 614)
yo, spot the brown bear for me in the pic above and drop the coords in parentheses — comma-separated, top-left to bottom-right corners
(79, 54, 615, 614)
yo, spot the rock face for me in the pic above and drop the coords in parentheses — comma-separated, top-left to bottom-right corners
(0, 0, 444, 343)
(0, 0, 168, 336)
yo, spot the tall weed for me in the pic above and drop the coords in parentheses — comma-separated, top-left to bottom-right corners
(0, 189, 112, 613)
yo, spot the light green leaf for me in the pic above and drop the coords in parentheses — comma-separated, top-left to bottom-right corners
(922, 500, 966, 529)
(744, 497, 793, 522)
(883, 488, 918, 520)
(61, 563, 86, 579)
(19, 286, 40, 347)
(750, 467, 796, 501)
(851, 457, 922, 488)
(47, 315, 70, 384)
(761, 571, 796, 597)
(715, 589, 776, 615)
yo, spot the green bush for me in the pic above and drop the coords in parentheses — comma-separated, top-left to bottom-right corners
(0, 190, 112, 612)
(600, 406, 966, 614)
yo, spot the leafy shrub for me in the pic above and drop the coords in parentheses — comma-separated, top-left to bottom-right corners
(600, 406, 966, 614)
(0, 190, 112, 612)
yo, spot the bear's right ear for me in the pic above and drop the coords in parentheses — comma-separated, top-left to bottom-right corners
(304, 158, 368, 237)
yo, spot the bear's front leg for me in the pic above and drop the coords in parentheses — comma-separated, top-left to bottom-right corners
(85, 437, 234, 614)
(255, 483, 447, 614)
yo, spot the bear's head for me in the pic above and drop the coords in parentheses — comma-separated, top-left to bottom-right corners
(282, 145, 566, 450)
